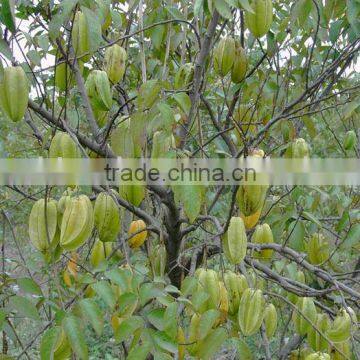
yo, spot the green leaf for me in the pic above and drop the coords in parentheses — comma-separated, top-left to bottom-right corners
(151, 330, 178, 353)
(302, 211, 322, 228)
(105, 267, 133, 292)
(180, 276, 198, 296)
(198, 310, 220, 341)
(10, 295, 40, 320)
(166, 6, 186, 21)
(291, 0, 312, 28)
(78, 299, 104, 336)
(127, 340, 151, 360)
(40, 326, 61, 360)
(196, 328, 227, 360)
(173, 93, 191, 115)
(214, 0, 232, 18)
(0, 309, 6, 330)
(286, 220, 305, 251)
(157, 101, 176, 129)
(0, 0, 16, 32)
(343, 223, 360, 249)
(238, 0, 254, 13)
(91, 280, 116, 309)
(0, 38, 12, 60)
(236, 338, 253, 359)
(114, 316, 143, 343)
(17, 278, 43, 296)
(194, 0, 204, 17)
(118, 292, 138, 317)
(62, 315, 88, 360)
(48, 0, 77, 40)
(139, 283, 164, 306)
(347, 0, 360, 36)
(172, 180, 204, 222)
(82, 7, 102, 54)
(147, 308, 165, 330)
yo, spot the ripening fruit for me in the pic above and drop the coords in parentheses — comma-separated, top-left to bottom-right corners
(241, 209, 262, 229)
(60, 195, 94, 250)
(111, 118, 135, 157)
(237, 184, 268, 217)
(103, 44, 127, 84)
(72, 11, 100, 62)
(231, 41, 247, 83)
(85, 70, 113, 111)
(307, 313, 331, 353)
(94, 192, 121, 242)
(344, 130, 357, 150)
(252, 223, 274, 260)
(292, 297, 317, 336)
(237, 150, 268, 218)
(0, 66, 29, 122)
(325, 308, 354, 343)
(264, 303, 277, 339)
(90, 239, 113, 267)
(306, 233, 330, 265)
(174, 63, 194, 89)
(29, 199, 58, 252)
(128, 220, 147, 248)
(214, 37, 236, 77)
(304, 353, 330, 360)
(238, 288, 265, 336)
(224, 271, 248, 316)
(49, 132, 80, 158)
(290, 138, 310, 158)
(222, 217, 247, 265)
(245, 0, 273, 38)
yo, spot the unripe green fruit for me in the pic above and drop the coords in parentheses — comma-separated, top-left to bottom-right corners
(49, 132, 80, 158)
(222, 217, 247, 265)
(60, 195, 94, 250)
(307, 233, 330, 265)
(29, 199, 58, 252)
(290, 138, 310, 158)
(104, 44, 127, 84)
(231, 41, 247, 83)
(325, 308, 354, 343)
(238, 288, 265, 336)
(292, 297, 317, 336)
(307, 313, 331, 353)
(344, 130, 357, 150)
(264, 303, 277, 339)
(304, 353, 330, 360)
(94, 192, 121, 242)
(72, 11, 94, 62)
(245, 0, 273, 38)
(224, 271, 248, 315)
(252, 223, 274, 260)
(0, 66, 29, 122)
(214, 37, 236, 77)
(85, 70, 113, 111)
(90, 239, 113, 267)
